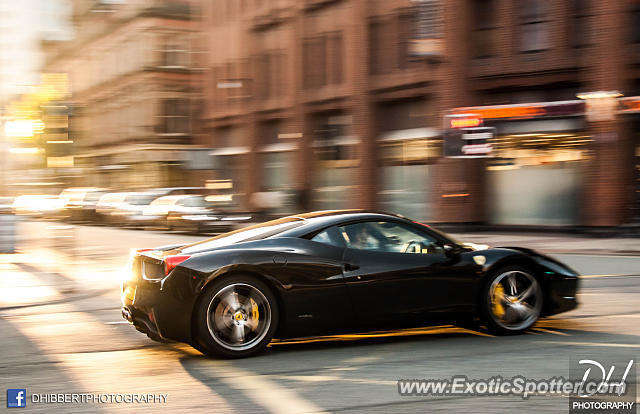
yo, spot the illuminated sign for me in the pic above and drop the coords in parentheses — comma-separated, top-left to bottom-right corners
(443, 119, 495, 158)
(619, 97, 640, 113)
(450, 117, 482, 128)
(450, 101, 586, 120)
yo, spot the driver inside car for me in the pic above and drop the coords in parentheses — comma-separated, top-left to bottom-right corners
(350, 224, 378, 250)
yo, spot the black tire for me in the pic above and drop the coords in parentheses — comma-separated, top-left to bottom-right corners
(193, 274, 278, 358)
(479, 265, 542, 335)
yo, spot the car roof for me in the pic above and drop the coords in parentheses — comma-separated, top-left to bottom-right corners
(291, 209, 404, 221)
(277, 210, 409, 236)
(151, 194, 193, 202)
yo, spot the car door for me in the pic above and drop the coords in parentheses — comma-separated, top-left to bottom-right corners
(337, 220, 468, 327)
(281, 229, 352, 336)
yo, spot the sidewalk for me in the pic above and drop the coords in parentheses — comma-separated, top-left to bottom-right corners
(0, 250, 122, 310)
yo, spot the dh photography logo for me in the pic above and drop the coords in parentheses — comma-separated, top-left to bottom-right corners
(570, 358, 636, 414)
(7, 389, 26, 408)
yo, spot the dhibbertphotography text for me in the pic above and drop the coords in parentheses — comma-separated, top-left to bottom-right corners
(31, 393, 168, 404)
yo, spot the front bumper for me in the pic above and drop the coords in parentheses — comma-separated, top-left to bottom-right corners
(542, 273, 579, 316)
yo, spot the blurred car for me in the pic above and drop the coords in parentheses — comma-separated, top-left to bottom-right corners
(122, 210, 580, 358)
(141, 195, 215, 229)
(150, 187, 210, 197)
(0, 197, 15, 214)
(108, 192, 163, 227)
(164, 195, 252, 234)
(12, 195, 65, 218)
(95, 192, 131, 224)
(58, 188, 108, 223)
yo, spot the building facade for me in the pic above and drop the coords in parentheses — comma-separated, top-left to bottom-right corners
(200, 0, 640, 228)
(42, 0, 205, 190)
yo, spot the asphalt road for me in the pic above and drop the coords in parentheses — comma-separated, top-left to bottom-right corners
(1, 222, 639, 413)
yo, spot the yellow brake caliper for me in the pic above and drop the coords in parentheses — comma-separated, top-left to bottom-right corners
(492, 283, 506, 318)
(251, 298, 260, 323)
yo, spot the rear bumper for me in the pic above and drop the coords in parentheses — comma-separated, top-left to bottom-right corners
(121, 268, 198, 343)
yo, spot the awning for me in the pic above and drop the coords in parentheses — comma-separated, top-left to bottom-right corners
(209, 146, 251, 156)
(379, 127, 440, 142)
(312, 136, 360, 148)
(259, 142, 297, 153)
(496, 118, 585, 135)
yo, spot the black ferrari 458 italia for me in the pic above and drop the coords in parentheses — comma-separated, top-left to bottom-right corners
(121, 210, 579, 358)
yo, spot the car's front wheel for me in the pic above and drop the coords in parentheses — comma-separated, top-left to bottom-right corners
(480, 266, 542, 335)
(193, 275, 278, 358)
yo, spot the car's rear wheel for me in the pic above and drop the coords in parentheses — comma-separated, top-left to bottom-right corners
(193, 275, 278, 358)
(480, 266, 542, 335)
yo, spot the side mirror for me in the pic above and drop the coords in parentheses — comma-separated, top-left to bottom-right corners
(443, 243, 461, 257)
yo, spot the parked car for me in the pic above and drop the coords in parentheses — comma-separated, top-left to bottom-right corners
(141, 195, 210, 229)
(109, 192, 163, 227)
(58, 188, 108, 223)
(164, 195, 252, 234)
(95, 192, 131, 224)
(0, 197, 15, 214)
(12, 195, 65, 218)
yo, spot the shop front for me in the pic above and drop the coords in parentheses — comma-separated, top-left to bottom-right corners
(451, 101, 590, 226)
(376, 98, 439, 222)
(311, 112, 358, 210)
(378, 128, 439, 222)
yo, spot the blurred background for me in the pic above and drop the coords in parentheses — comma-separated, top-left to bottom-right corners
(0, 0, 638, 232)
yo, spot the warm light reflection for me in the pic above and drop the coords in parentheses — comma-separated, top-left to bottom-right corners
(5, 120, 38, 137)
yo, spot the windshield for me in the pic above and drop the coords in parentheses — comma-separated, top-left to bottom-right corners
(150, 197, 180, 206)
(181, 217, 306, 253)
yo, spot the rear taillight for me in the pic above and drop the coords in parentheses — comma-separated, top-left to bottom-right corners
(164, 255, 191, 275)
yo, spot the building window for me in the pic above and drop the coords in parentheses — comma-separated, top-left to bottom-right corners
(520, 0, 549, 53)
(570, 0, 591, 48)
(471, 0, 496, 58)
(303, 33, 343, 89)
(412, 0, 442, 42)
(369, 18, 385, 75)
(158, 35, 189, 68)
(632, 6, 640, 44)
(253, 51, 285, 99)
(157, 99, 190, 135)
(408, 0, 444, 58)
(329, 32, 344, 85)
(397, 12, 411, 69)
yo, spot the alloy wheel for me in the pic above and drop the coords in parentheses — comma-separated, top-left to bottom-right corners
(206, 283, 272, 351)
(488, 270, 541, 331)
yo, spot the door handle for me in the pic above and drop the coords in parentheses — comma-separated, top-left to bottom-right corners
(344, 263, 360, 271)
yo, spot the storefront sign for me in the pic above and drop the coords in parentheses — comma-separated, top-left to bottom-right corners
(618, 97, 640, 113)
(451, 101, 585, 121)
(444, 123, 495, 158)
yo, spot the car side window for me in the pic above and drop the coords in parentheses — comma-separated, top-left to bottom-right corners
(339, 221, 443, 254)
(310, 226, 346, 248)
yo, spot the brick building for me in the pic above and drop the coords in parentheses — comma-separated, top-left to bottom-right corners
(42, 0, 205, 190)
(202, 0, 640, 227)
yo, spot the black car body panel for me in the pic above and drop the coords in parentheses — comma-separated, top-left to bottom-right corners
(122, 211, 579, 343)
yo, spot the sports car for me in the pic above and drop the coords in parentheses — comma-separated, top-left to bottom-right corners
(121, 210, 579, 358)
